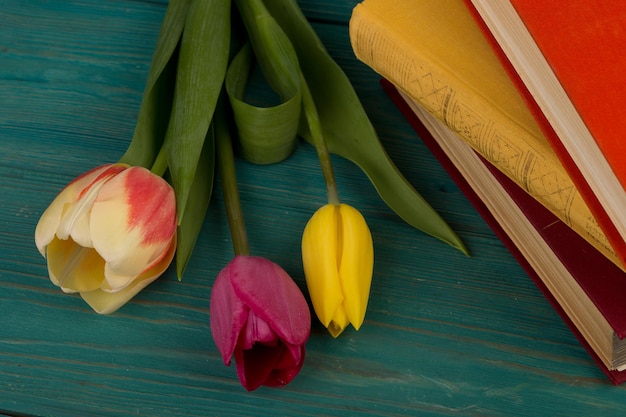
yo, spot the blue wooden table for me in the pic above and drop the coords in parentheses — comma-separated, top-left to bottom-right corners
(2, 1, 625, 416)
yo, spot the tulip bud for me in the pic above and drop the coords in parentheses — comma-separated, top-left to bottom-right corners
(210, 255, 311, 391)
(301, 203, 374, 337)
(35, 163, 177, 314)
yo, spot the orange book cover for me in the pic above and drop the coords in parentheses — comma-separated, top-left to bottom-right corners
(510, 2, 626, 179)
(464, 0, 626, 268)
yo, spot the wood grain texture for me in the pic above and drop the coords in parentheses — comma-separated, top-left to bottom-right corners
(1, 1, 625, 416)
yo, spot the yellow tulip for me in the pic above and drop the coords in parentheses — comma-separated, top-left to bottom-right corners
(301, 203, 374, 337)
(35, 163, 177, 314)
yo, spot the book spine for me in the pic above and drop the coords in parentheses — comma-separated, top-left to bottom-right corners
(349, 5, 621, 269)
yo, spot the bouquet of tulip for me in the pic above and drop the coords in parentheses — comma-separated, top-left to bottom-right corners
(34, 0, 467, 390)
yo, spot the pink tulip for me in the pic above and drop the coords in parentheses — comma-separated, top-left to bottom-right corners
(35, 163, 177, 314)
(210, 255, 311, 391)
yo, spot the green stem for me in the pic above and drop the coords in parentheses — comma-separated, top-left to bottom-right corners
(299, 72, 340, 205)
(216, 100, 250, 256)
(150, 145, 168, 177)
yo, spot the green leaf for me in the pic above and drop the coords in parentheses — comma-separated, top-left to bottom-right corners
(120, 0, 191, 168)
(235, 0, 299, 98)
(263, 0, 468, 255)
(164, 0, 230, 224)
(228, 0, 301, 164)
(175, 125, 215, 280)
(225, 43, 301, 164)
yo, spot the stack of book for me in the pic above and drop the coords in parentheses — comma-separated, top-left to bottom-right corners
(349, 0, 626, 384)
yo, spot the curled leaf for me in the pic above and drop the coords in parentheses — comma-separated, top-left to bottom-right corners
(227, 0, 302, 164)
(225, 43, 301, 164)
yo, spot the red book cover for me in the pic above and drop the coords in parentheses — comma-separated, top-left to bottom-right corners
(381, 79, 626, 384)
(462, 0, 626, 271)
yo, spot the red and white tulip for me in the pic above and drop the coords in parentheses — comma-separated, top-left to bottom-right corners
(35, 163, 177, 314)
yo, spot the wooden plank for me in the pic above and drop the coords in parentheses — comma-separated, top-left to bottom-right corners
(298, 0, 361, 23)
(1, 1, 625, 416)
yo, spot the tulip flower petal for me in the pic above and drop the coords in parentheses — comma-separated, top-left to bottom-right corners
(301, 205, 344, 327)
(46, 237, 105, 293)
(241, 311, 278, 349)
(62, 165, 128, 249)
(269, 345, 305, 386)
(35, 164, 124, 256)
(229, 256, 311, 346)
(80, 235, 176, 314)
(235, 341, 287, 391)
(100, 234, 177, 293)
(234, 341, 305, 391)
(210, 263, 251, 365)
(338, 204, 374, 331)
(326, 306, 350, 338)
(276, 343, 303, 370)
(90, 167, 176, 289)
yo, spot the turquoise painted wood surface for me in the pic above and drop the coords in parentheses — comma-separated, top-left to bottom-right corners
(1, 1, 625, 416)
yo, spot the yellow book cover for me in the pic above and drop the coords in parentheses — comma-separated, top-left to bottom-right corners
(349, 0, 622, 269)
